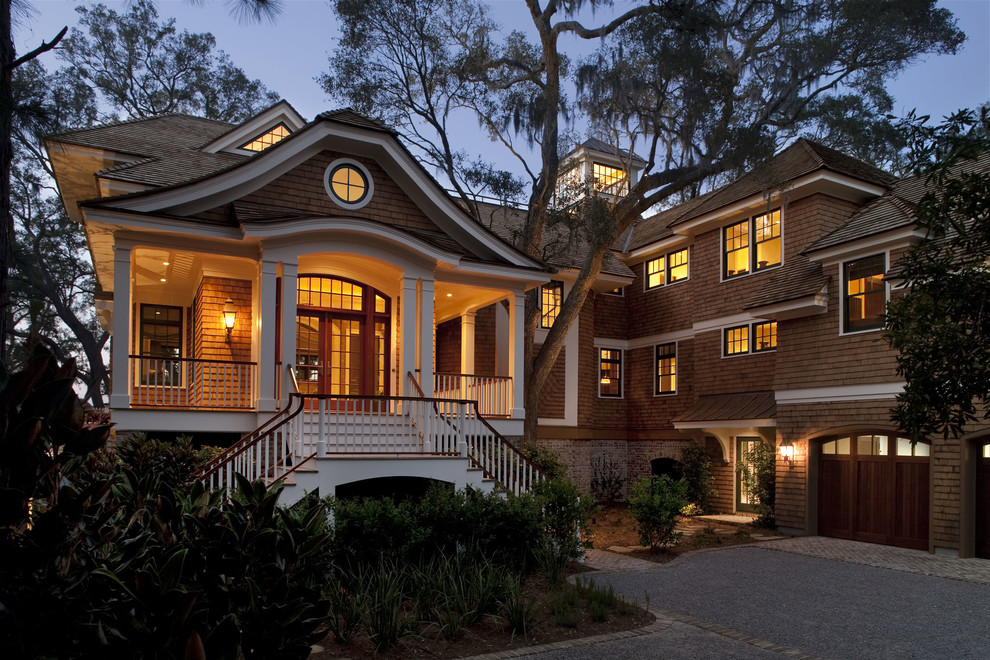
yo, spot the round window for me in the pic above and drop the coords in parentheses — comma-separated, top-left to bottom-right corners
(324, 159, 373, 209)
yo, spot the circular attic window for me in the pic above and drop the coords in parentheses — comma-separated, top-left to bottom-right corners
(324, 159, 373, 209)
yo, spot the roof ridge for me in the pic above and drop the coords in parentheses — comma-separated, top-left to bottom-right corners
(95, 156, 158, 176)
(48, 112, 232, 140)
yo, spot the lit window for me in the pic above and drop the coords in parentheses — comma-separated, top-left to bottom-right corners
(646, 248, 690, 290)
(238, 123, 291, 152)
(604, 287, 624, 296)
(592, 162, 627, 196)
(754, 321, 777, 352)
(656, 343, 677, 394)
(139, 304, 182, 386)
(723, 209, 782, 278)
(724, 325, 749, 356)
(599, 348, 622, 397)
(843, 254, 886, 332)
(329, 164, 368, 204)
(541, 281, 563, 328)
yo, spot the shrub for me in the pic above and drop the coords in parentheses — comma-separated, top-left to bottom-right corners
(737, 440, 776, 527)
(680, 443, 717, 514)
(532, 477, 596, 564)
(590, 456, 625, 505)
(521, 442, 568, 481)
(627, 475, 687, 551)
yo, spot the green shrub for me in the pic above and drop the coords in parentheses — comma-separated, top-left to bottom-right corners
(627, 475, 687, 551)
(680, 443, 717, 514)
(499, 579, 536, 637)
(521, 443, 568, 481)
(532, 477, 596, 564)
(590, 456, 625, 505)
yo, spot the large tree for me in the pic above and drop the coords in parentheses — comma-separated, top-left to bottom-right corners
(325, 0, 964, 443)
(884, 107, 990, 440)
(5, 1, 282, 403)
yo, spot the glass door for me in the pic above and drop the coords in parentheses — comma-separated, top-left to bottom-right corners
(736, 437, 761, 513)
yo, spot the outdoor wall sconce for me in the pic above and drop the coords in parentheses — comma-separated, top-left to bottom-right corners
(222, 298, 236, 343)
(779, 439, 795, 468)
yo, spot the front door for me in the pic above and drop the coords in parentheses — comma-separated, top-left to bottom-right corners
(294, 275, 390, 398)
(736, 437, 761, 513)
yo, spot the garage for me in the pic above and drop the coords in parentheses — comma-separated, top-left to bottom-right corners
(818, 433, 930, 550)
(977, 443, 990, 559)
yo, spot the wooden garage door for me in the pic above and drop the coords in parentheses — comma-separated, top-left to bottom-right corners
(977, 444, 990, 559)
(818, 434, 930, 550)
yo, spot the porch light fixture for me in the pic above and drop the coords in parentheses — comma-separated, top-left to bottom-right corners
(779, 439, 795, 468)
(222, 298, 236, 343)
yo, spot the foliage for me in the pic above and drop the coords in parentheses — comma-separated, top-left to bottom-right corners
(590, 456, 625, 505)
(884, 107, 990, 440)
(627, 475, 687, 551)
(521, 442, 568, 481)
(532, 476, 596, 563)
(324, 0, 965, 446)
(680, 443, 718, 514)
(736, 440, 777, 527)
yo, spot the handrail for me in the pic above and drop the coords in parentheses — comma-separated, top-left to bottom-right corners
(463, 399, 546, 493)
(287, 363, 300, 394)
(406, 370, 426, 398)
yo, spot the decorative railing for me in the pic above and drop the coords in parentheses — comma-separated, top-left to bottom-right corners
(198, 391, 542, 497)
(130, 355, 256, 409)
(434, 372, 512, 417)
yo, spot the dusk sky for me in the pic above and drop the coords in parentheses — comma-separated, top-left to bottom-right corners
(17, 0, 990, 170)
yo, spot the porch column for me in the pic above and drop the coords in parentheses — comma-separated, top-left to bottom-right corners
(401, 276, 418, 395)
(109, 242, 132, 409)
(508, 291, 525, 418)
(278, 262, 298, 408)
(460, 310, 476, 375)
(256, 260, 278, 411)
(419, 279, 435, 397)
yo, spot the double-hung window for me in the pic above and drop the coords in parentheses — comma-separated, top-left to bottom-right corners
(843, 254, 886, 332)
(541, 281, 563, 328)
(724, 321, 777, 356)
(646, 248, 690, 289)
(655, 343, 677, 394)
(599, 348, 622, 397)
(723, 209, 781, 279)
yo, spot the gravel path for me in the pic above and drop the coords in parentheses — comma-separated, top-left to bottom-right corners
(570, 546, 990, 659)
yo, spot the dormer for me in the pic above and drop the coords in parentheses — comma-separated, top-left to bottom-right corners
(201, 100, 307, 156)
(557, 138, 646, 204)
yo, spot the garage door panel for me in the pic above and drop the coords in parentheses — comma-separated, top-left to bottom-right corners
(819, 459, 853, 538)
(855, 460, 892, 542)
(892, 461, 929, 549)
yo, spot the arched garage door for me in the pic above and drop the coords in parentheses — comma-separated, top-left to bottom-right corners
(818, 433, 930, 550)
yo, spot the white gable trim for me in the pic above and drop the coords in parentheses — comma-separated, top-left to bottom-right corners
(98, 122, 541, 269)
(201, 101, 306, 155)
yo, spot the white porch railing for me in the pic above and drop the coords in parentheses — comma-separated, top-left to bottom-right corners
(129, 355, 256, 409)
(199, 393, 542, 496)
(434, 373, 512, 417)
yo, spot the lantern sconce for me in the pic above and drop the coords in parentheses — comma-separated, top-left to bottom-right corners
(779, 439, 795, 468)
(222, 298, 236, 343)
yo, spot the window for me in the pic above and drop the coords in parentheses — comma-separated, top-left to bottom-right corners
(541, 281, 563, 328)
(645, 247, 690, 289)
(725, 325, 749, 356)
(604, 286, 624, 296)
(656, 343, 677, 394)
(592, 162, 627, 196)
(238, 123, 291, 152)
(324, 159, 373, 209)
(723, 320, 777, 356)
(843, 254, 886, 332)
(723, 209, 781, 278)
(140, 304, 182, 385)
(599, 348, 622, 397)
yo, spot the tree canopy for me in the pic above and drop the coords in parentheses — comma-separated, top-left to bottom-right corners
(324, 0, 965, 442)
(884, 107, 990, 440)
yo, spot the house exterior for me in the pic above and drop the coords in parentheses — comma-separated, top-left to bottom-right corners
(536, 139, 990, 559)
(49, 101, 989, 557)
(46, 101, 549, 501)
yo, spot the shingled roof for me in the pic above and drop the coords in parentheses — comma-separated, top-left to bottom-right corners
(743, 255, 830, 309)
(673, 391, 776, 423)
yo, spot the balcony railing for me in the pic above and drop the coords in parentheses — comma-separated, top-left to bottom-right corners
(130, 355, 256, 409)
(434, 373, 512, 417)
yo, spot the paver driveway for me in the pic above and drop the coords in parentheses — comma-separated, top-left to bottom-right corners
(502, 541, 990, 659)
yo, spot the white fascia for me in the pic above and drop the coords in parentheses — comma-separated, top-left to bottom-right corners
(692, 312, 755, 334)
(669, 171, 889, 238)
(627, 234, 693, 262)
(102, 123, 541, 270)
(85, 208, 244, 241)
(806, 227, 926, 266)
(775, 382, 905, 405)
(746, 289, 829, 321)
(673, 419, 777, 430)
(201, 101, 307, 154)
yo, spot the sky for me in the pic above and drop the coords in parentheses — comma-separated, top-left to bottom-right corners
(15, 0, 990, 169)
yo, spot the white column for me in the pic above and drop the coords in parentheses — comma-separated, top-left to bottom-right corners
(419, 279, 435, 397)
(508, 290, 526, 418)
(460, 310, 476, 375)
(109, 243, 133, 409)
(401, 276, 418, 395)
(256, 260, 278, 411)
(278, 262, 298, 408)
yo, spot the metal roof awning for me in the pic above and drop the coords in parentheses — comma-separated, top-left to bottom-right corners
(672, 391, 776, 429)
